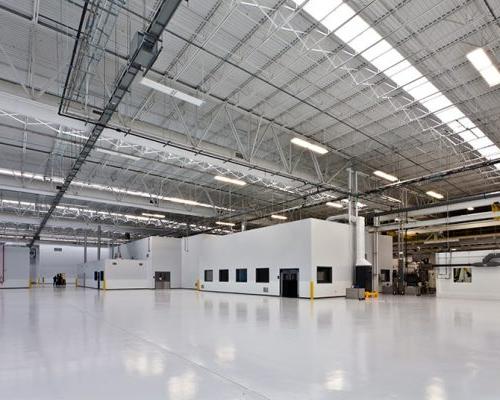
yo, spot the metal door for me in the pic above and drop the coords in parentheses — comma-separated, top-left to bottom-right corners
(154, 271, 171, 289)
(280, 269, 299, 298)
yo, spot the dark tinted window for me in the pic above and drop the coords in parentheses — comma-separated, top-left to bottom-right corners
(317, 267, 332, 284)
(204, 270, 213, 282)
(219, 269, 229, 282)
(236, 268, 247, 282)
(256, 268, 269, 283)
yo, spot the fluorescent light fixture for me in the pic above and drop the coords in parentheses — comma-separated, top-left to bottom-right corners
(340, 199, 367, 208)
(381, 195, 402, 203)
(214, 175, 247, 186)
(467, 207, 474, 211)
(423, 238, 459, 244)
(292, 1, 500, 169)
(466, 48, 500, 87)
(426, 190, 444, 200)
(142, 212, 166, 219)
(140, 77, 204, 107)
(326, 201, 343, 208)
(271, 214, 287, 220)
(96, 148, 140, 161)
(451, 248, 457, 251)
(0, 168, 233, 211)
(291, 137, 328, 155)
(61, 131, 88, 140)
(373, 170, 398, 182)
(215, 221, 236, 227)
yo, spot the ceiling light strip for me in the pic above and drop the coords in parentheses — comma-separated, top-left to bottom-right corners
(214, 175, 247, 186)
(0, 168, 232, 211)
(140, 77, 204, 107)
(291, 137, 328, 155)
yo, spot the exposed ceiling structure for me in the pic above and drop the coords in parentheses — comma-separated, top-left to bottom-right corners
(0, 0, 499, 247)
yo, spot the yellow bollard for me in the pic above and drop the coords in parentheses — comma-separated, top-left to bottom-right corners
(309, 280, 314, 300)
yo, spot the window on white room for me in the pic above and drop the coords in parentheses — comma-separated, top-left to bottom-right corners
(219, 269, 229, 282)
(317, 266, 333, 284)
(380, 269, 390, 282)
(256, 268, 270, 283)
(236, 268, 247, 282)
(453, 267, 472, 283)
(204, 269, 213, 282)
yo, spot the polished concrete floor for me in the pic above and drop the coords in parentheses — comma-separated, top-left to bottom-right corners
(1, 288, 499, 399)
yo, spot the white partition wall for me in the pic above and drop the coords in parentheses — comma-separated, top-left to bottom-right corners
(310, 219, 353, 297)
(436, 250, 500, 300)
(71, 219, 392, 297)
(180, 219, 376, 298)
(34, 244, 109, 285)
(0, 245, 30, 289)
(118, 237, 182, 288)
(182, 219, 313, 297)
(77, 259, 151, 289)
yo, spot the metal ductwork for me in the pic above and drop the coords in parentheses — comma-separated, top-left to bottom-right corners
(355, 216, 371, 267)
(472, 253, 500, 267)
(326, 215, 371, 267)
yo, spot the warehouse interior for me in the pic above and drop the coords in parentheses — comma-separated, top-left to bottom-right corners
(1, 0, 500, 398)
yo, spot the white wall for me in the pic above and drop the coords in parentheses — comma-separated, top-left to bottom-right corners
(118, 237, 182, 288)
(310, 219, 353, 297)
(181, 219, 379, 298)
(77, 259, 151, 289)
(105, 259, 151, 289)
(76, 260, 104, 289)
(150, 237, 182, 288)
(35, 244, 110, 284)
(182, 219, 313, 297)
(0, 245, 30, 288)
(118, 238, 150, 260)
(436, 250, 500, 300)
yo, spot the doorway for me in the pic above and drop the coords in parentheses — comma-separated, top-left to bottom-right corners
(154, 271, 171, 289)
(280, 269, 299, 298)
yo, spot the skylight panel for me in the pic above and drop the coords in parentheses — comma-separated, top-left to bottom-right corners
(321, 3, 355, 31)
(434, 107, 465, 124)
(389, 65, 422, 87)
(385, 60, 412, 79)
(469, 136, 494, 150)
(293, 0, 500, 170)
(420, 94, 452, 113)
(448, 120, 466, 133)
(404, 77, 440, 99)
(349, 29, 382, 54)
(370, 49, 404, 72)
(478, 146, 500, 159)
(335, 17, 369, 43)
(458, 118, 475, 129)
(471, 127, 485, 138)
(362, 40, 392, 62)
(303, 0, 342, 21)
(458, 130, 477, 143)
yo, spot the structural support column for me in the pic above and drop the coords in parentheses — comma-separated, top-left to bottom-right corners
(84, 230, 87, 263)
(97, 225, 101, 261)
